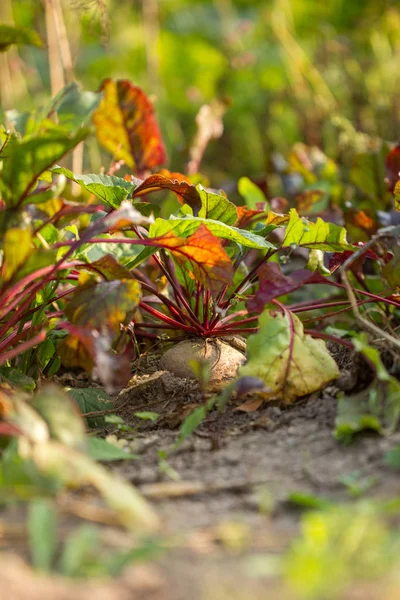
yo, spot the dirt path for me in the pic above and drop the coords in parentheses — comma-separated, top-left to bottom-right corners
(2, 368, 400, 599)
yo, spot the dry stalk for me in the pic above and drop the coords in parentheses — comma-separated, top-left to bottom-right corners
(340, 224, 400, 352)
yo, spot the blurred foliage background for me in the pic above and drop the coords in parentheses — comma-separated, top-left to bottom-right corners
(1, 0, 400, 188)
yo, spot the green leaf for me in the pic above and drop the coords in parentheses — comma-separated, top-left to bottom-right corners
(0, 127, 89, 208)
(196, 184, 238, 225)
(238, 176, 267, 209)
(87, 437, 138, 461)
(52, 166, 136, 208)
(28, 499, 57, 572)
(68, 388, 114, 428)
(239, 307, 339, 403)
(283, 209, 351, 251)
(175, 398, 216, 448)
(0, 25, 43, 52)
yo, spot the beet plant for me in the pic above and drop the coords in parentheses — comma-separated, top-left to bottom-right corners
(2, 77, 400, 405)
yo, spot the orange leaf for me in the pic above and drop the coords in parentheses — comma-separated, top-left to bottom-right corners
(236, 206, 266, 228)
(93, 79, 166, 172)
(154, 224, 233, 294)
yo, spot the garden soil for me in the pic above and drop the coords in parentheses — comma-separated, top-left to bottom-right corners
(2, 350, 400, 600)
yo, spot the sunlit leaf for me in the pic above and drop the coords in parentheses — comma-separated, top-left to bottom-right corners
(93, 78, 166, 172)
(78, 254, 134, 282)
(240, 307, 339, 403)
(0, 25, 43, 52)
(53, 166, 136, 209)
(128, 216, 273, 269)
(196, 184, 237, 225)
(283, 209, 351, 251)
(1, 226, 33, 281)
(0, 127, 89, 208)
(265, 211, 290, 227)
(132, 172, 201, 213)
(238, 176, 267, 209)
(236, 206, 266, 229)
(155, 224, 233, 294)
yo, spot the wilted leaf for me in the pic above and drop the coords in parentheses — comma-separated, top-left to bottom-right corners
(93, 78, 166, 172)
(53, 166, 136, 209)
(155, 224, 233, 294)
(59, 275, 140, 391)
(283, 209, 351, 251)
(64, 277, 141, 330)
(246, 263, 321, 313)
(0, 24, 43, 52)
(296, 189, 326, 215)
(78, 254, 133, 282)
(240, 307, 339, 403)
(132, 172, 201, 213)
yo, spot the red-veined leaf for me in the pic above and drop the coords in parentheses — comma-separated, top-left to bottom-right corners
(240, 307, 339, 404)
(236, 206, 267, 228)
(132, 172, 201, 212)
(246, 263, 322, 314)
(154, 223, 233, 294)
(93, 79, 166, 173)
